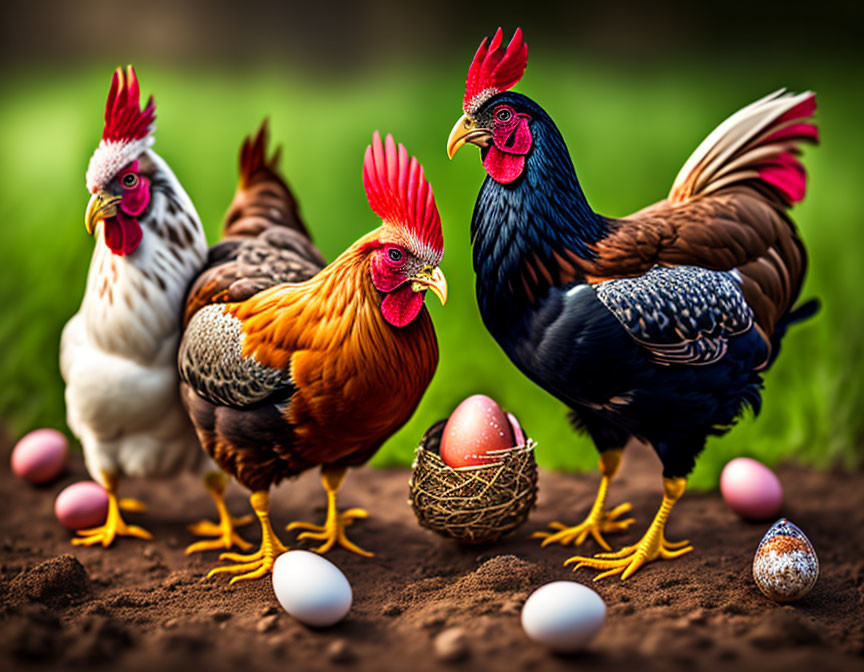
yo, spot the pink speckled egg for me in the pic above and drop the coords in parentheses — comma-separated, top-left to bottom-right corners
(720, 457, 783, 520)
(11, 429, 68, 484)
(55, 481, 109, 530)
(440, 395, 515, 468)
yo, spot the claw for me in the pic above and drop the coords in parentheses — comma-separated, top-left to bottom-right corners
(567, 535, 693, 582)
(229, 565, 270, 583)
(568, 476, 693, 581)
(208, 544, 284, 584)
(535, 452, 633, 552)
(219, 549, 263, 562)
(185, 533, 251, 555)
(534, 503, 635, 551)
(286, 466, 374, 558)
(72, 489, 152, 547)
(187, 515, 254, 537)
(205, 491, 288, 584)
(288, 508, 373, 557)
(71, 534, 110, 547)
(118, 497, 148, 513)
(185, 516, 253, 554)
(186, 475, 254, 554)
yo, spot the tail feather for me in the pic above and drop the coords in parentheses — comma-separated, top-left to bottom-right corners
(223, 119, 309, 240)
(765, 297, 820, 368)
(670, 90, 818, 206)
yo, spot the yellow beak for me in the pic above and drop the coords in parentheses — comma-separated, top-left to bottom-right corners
(85, 190, 121, 235)
(411, 266, 448, 306)
(447, 114, 492, 159)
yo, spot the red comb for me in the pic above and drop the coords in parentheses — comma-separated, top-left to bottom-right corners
(463, 28, 528, 113)
(103, 65, 155, 143)
(363, 132, 443, 257)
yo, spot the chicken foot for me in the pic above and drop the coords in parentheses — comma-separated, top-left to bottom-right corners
(207, 490, 288, 583)
(287, 465, 373, 557)
(186, 471, 253, 554)
(534, 449, 635, 551)
(72, 470, 152, 547)
(566, 476, 693, 580)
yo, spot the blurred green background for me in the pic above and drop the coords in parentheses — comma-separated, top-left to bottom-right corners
(1, 1, 862, 489)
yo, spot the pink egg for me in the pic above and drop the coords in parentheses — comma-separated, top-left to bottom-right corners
(11, 428, 68, 484)
(720, 457, 783, 520)
(506, 412, 526, 447)
(55, 481, 109, 530)
(440, 395, 515, 468)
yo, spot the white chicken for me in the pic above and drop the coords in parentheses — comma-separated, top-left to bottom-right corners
(60, 66, 250, 551)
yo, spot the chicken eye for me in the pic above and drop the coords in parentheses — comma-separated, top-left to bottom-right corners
(496, 108, 512, 122)
(388, 248, 403, 262)
(122, 173, 138, 188)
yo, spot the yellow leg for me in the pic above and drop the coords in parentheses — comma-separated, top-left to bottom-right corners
(286, 466, 373, 557)
(534, 450, 635, 551)
(208, 491, 288, 584)
(72, 471, 152, 547)
(186, 472, 254, 554)
(566, 477, 693, 580)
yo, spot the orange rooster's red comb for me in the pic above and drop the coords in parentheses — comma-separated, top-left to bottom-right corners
(363, 131, 443, 262)
(103, 65, 156, 143)
(463, 27, 528, 114)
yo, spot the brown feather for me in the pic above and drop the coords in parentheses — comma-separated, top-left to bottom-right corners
(578, 185, 806, 337)
(183, 121, 324, 327)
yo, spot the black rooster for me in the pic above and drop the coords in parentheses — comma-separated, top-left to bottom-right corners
(447, 28, 819, 580)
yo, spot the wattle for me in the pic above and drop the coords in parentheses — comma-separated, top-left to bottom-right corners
(483, 146, 526, 184)
(381, 284, 425, 327)
(104, 212, 143, 256)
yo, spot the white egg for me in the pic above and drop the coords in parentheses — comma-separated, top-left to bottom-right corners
(272, 550, 352, 627)
(521, 581, 606, 652)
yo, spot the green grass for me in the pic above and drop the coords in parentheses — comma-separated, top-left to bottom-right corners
(1, 58, 861, 490)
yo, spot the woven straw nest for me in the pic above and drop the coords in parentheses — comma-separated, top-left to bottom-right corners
(408, 420, 538, 544)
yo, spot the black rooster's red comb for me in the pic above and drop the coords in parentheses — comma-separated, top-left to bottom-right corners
(463, 28, 528, 114)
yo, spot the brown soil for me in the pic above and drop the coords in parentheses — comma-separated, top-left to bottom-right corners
(1, 434, 862, 672)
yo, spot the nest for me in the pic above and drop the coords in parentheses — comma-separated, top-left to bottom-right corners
(408, 420, 538, 544)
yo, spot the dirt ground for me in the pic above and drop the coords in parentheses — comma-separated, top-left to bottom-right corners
(1, 430, 863, 672)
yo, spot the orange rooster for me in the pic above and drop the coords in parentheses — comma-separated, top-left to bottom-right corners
(178, 126, 446, 582)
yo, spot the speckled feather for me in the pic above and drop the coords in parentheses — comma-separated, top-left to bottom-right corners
(594, 266, 755, 366)
(178, 305, 296, 408)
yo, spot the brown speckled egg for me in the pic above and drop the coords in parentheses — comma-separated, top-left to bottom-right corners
(753, 518, 818, 602)
(439, 395, 514, 468)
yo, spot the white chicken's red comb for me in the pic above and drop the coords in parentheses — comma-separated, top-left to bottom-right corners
(363, 131, 443, 262)
(86, 66, 157, 193)
(463, 28, 528, 114)
(103, 66, 156, 143)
